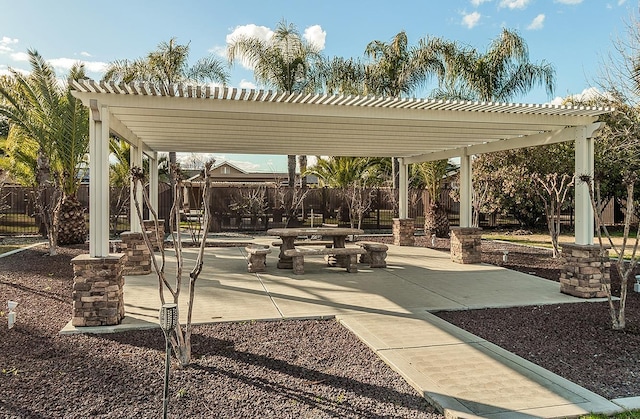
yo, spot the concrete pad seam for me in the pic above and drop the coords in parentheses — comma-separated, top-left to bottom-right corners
(384, 268, 464, 308)
(235, 245, 285, 318)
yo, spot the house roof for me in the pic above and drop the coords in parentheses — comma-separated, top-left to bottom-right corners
(70, 80, 612, 163)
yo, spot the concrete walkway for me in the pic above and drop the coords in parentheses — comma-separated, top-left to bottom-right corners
(63, 237, 628, 417)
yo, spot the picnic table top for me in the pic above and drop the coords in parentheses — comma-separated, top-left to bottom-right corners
(267, 227, 364, 237)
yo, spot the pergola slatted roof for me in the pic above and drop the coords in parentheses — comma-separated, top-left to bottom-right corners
(70, 79, 613, 256)
(70, 79, 611, 161)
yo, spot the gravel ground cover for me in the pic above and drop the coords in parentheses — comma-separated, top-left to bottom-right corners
(0, 244, 441, 418)
(2, 233, 639, 418)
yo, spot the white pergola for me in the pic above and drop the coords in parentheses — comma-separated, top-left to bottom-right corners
(70, 80, 611, 258)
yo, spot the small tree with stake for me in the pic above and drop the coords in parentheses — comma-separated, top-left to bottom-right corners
(532, 173, 574, 258)
(579, 172, 639, 330)
(130, 161, 214, 366)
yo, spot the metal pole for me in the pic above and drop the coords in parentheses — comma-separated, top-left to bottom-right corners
(159, 303, 177, 419)
(163, 337, 170, 419)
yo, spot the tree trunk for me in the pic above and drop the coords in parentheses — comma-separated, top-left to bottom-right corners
(298, 155, 307, 188)
(58, 195, 87, 245)
(424, 202, 450, 238)
(287, 155, 296, 187)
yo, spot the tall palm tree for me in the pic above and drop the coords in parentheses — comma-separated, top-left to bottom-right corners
(364, 31, 445, 98)
(0, 50, 89, 252)
(424, 29, 555, 234)
(430, 28, 555, 102)
(103, 38, 229, 212)
(318, 56, 366, 95)
(227, 20, 322, 187)
(364, 31, 447, 214)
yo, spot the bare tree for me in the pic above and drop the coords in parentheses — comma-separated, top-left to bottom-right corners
(579, 173, 639, 330)
(230, 186, 268, 230)
(532, 173, 574, 258)
(344, 185, 375, 231)
(131, 161, 214, 366)
(274, 183, 309, 227)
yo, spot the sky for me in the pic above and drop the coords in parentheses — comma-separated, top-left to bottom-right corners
(0, 0, 634, 172)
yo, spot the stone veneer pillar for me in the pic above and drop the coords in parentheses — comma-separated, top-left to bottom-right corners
(392, 218, 415, 246)
(560, 243, 610, 298)
(450, 227, 482, 264)
(71, 254, 125, 326)
(142, 219, 165, 250)
(120, 231, 153, 275)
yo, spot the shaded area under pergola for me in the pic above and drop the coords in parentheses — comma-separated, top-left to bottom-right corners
(70, 80, 611, 257)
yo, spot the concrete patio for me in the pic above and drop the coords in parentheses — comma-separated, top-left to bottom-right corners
(63, 236, 629, 417)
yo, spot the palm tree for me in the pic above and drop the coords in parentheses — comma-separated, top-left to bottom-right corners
(227, 20, 323, 187)
(305, 157, 386, 228)
(103, 38, 229, 213)
(318, 56, 366, 95)
(411, 161, 451, 238)
(364, 31, 450, 229)
(424, 29, 555, 234)
(0, 50, 89, 252)
(364, 31, 445, 98)
(103, 37, 229, 90)
(430, 28, 555, 102)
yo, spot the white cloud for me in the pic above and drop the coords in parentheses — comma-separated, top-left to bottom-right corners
(619, 0, 627, 4)
(10, 51, 29, 62)
(48, 57, 108, 74)
(548, 87, 611, 105)
(226, 24, 273, 45)
(239, 79, 256, 89)
(0, 36, 18, 54)
(554, 0, 583, 4)
(471, 0, 491, 5)
(462, 11, 482, 28)
(209, 45, 227, 58)
(304, 25, 326, 50)
(527, 14, 545, 30)
(499, 0, 531, 9)
(80, 51, 92, 57)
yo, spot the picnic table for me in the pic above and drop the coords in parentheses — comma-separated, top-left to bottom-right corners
(267, 227, 364, 270)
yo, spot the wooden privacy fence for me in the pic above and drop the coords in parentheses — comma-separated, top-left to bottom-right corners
(0, 183, 629, 235)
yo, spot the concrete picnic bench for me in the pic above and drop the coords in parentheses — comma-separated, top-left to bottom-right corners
(283, 246, 367, 274)
(267, 227, 364, 270)
(245, 244, 271, 273)
(355, 241, 389, 268)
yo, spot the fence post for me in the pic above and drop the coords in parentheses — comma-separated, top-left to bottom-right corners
(322, 187, 328, 224)
(376, 189, 381, 230)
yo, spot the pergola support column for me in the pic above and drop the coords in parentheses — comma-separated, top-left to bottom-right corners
(398, 158, 408, 219)
(459, 150, 472, 228)
(450, 150, 482, 264)
(393, 159, 415, 246)
(561, 123, 607, 298)
(574, 126, 594, 245)
(72, 102, 126, 326)
(129, 141, 143, 233)
(148, 152, 159, 216)
(88, 102, 110, 258)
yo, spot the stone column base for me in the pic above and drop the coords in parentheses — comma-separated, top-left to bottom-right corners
(450, 227, 482, 264)
(120, 231, 153, 275)
(393, 218, 415, 246)
(560, 243, 610, 298)
(71, 254, 125, 327)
